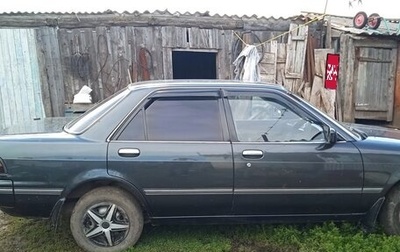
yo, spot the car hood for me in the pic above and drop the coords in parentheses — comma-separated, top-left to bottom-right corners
(346, 123, 400, 140)
(353, 135, 400, 153)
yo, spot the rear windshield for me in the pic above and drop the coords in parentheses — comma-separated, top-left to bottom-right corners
(64, 88, 130, 134)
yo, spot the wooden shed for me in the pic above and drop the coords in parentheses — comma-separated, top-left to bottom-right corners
(308, 12, 400, 127)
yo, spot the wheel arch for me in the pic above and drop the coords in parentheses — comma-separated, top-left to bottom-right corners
(64, 177, 150, 215)
(363, 179, 400, 230)
(50, 173, 151, 228)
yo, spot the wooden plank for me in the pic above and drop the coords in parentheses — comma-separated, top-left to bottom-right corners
(284, 23, 308, 93)
(107, 26, 130, 93)
(71, 29, 83, 98)
(387, 48, 397, 121)
(276, 43, 286, 86)
(135, 26, 164, 81)
(161, 26, 187, 48)
(152, 26, 164, 80)
(353, 38, 397, 49)
(260, 41, 277, 83)
(93, 26, 109, 99)
(392, 43, 400, 127)
(16, 29, 33, 122)
(0, 30, 15, 128)
(217, 29, 233, 79)
(339, 34, 355, 122)
(58, 28, 75, 104)
(36, 27, 65, 117)
(355, 111, 388, 120)
(163, 47, 173, 79)
(310, 75, 323, 109)
(83, 27, 100, 102)
(310, 49, 335, 118)
(325, 16, 332, 49)
(36, 28, 53, 117)
(98, 27, 114, 98)
(126, 26, 138, 83)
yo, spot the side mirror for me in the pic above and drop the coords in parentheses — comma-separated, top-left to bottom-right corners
(322, 125, 337, 144)
(327, 128, 337, 144)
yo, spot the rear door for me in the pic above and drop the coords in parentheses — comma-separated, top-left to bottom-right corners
(225, 90, 364, 216)
(107, 90, 234, 217)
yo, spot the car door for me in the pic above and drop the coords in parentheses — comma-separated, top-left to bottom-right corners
(107, 90, 233, 217)
(225, 90, 364, 216)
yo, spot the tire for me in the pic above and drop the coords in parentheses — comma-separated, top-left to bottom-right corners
(353, 11, 368, 28)
(70, 187, 144, 252)
(380, 186, 400, 235)
(367, 13, 381, 30)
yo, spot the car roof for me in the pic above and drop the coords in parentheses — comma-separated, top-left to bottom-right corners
(127, 79, 286, 92)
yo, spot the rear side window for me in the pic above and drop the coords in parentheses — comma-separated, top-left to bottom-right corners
(118, 97, 223, 141)
(118, 110, 145, 141)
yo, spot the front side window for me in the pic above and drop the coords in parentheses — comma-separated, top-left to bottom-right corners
(228, 95, 324, 142)
(118, 97, 224, 141)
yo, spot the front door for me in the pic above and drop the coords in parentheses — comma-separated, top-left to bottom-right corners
(226, 91, 363, 215)
(108, 91, 233, 217)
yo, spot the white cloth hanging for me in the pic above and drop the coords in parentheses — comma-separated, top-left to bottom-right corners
(232, 45, 261, 82)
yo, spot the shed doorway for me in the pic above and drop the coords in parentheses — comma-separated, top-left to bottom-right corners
(172, 51, 217, 79)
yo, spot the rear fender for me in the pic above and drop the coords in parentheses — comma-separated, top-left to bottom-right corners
(50, 169, 149, 228)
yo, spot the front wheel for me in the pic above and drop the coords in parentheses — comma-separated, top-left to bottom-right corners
(70, 187, 144, 252)
(379, 186, 400, 235)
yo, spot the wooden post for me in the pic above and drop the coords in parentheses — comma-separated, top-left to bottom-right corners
(392, 42, 400, 127)
(325, 16, 332, 49)
(342, 35, 356, 123)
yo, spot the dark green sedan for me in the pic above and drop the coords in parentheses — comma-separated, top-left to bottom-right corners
(1, 80, 400, 252)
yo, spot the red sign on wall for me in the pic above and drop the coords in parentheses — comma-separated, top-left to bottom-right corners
(325, 54, 340, 89)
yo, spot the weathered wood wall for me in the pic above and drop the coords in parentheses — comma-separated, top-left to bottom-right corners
(0, 29, 46, 131)
(44, 21, 294, 106)
(0, 12, 316, 124)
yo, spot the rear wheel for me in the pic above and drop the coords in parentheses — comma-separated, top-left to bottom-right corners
(380, 186, 400, 235)
(70, 187, 143, 252)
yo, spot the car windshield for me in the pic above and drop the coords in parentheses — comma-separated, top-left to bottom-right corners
(64, 88, 130, 134)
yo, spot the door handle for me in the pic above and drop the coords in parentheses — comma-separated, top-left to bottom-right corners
(118, 148, 140, 157)
(242, 150, 263, 159)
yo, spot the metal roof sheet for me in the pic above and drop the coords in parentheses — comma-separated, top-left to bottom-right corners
(0, 9, 295, 21)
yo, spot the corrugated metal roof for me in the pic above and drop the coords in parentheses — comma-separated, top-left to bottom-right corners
(302, 11, 400, 36)
(0, 9, 296, 21)
(0, 10, 300, 30)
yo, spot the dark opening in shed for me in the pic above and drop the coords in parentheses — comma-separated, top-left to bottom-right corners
(172, 51, 217, 79)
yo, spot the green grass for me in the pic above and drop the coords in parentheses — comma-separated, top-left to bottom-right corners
(2, 214, 400, 252)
